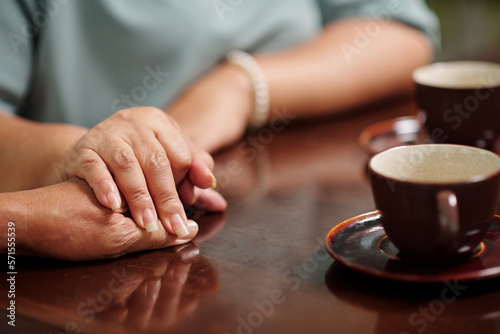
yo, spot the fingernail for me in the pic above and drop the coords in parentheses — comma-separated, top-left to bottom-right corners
(142, 208, 156, 230)
(107, 192, 121, 211)
(187, 220, 199, 236)
(171, 214, 190, 238)
(187, 219, 198, 229)
(145, 219, 159, 233)
(209, 170, 217, 189)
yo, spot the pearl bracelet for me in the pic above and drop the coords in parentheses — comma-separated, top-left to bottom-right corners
(226, 50, 270, 129)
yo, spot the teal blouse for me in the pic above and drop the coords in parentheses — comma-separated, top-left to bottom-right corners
(0, 0, 439, 127)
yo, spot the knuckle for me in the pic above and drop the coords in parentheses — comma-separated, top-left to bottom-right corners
(166, 116, 181, 131)
(79, 155, 101, 174)
(96, 220, 141, 256)
(141, 106, 164, 120)
(117, 107, 166, 128)
(112, 149, 137, 170)
(155, 191, 181, 210)
(145, 152, 171, 171)
(126, 187, 151, 205)
(144, 106, 163, 115)
(114, 108, 131, 121)
(114, 108, 146, 124)
(92, 121, 107, 133)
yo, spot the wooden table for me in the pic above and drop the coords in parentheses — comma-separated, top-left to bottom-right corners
(2, 97, 500, 334)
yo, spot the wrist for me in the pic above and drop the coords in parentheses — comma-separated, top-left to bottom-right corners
(216, 61, 255, 124)
(41, 124, 89, 186)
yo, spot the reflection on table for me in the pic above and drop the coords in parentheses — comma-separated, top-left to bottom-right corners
(2, 97, 500, 334)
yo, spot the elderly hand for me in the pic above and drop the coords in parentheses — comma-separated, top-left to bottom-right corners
(55, 107, 224, 237)
(9, 178, 202, 260)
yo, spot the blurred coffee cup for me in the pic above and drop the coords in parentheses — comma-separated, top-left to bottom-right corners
(413, 61, 500, 153)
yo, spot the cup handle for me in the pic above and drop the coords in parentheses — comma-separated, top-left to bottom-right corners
(436, 190, 460, 247)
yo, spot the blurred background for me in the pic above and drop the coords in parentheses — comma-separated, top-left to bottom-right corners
(426, 0, 500, 62)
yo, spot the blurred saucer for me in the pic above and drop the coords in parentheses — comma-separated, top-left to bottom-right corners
(324, 211, 500, 283)
(358, 116, 430, 155)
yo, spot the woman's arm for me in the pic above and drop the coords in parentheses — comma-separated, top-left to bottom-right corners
(0, 179, 200, 260)
(168, 18, 433, 153)
(258, 18, 433, 117)
(0, 112, 87, 192)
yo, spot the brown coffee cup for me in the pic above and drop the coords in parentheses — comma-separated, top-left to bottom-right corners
(413, 61, 500, 153)
(369, 144, 500, 260)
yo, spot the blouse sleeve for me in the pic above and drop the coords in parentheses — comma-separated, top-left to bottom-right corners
(316, 0, 441, 52)
(0, 1, 35, 114)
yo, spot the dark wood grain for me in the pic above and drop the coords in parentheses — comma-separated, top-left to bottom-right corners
(2, 97, 500, 334)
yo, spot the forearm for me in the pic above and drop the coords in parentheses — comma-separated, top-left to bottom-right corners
(0, 113, 87, 191)
(256, 18, 434, 118)
(0, 179, 204, 261)
(0, 191, 31, 255)
(161, 18, 433, 153)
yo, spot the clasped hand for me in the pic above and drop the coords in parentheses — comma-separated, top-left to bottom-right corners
(56, 107, 225, 237)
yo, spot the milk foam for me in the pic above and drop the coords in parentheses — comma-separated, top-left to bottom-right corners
(370, 144, 500, 183)
(413, 61, 500, 89)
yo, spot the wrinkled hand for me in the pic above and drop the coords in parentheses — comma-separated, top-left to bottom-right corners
(56, 107, 223, 236)
(18, 178, 201, 261)
(167, 63, 253, 153)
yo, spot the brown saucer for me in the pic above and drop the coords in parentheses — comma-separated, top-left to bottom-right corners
(358, 116, 430, 155)
(324, 211, 500, 283)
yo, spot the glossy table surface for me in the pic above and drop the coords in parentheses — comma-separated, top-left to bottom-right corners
(2, 97, 500, 334)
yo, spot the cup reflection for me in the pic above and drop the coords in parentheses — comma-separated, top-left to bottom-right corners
(325, 262, 500, 334)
